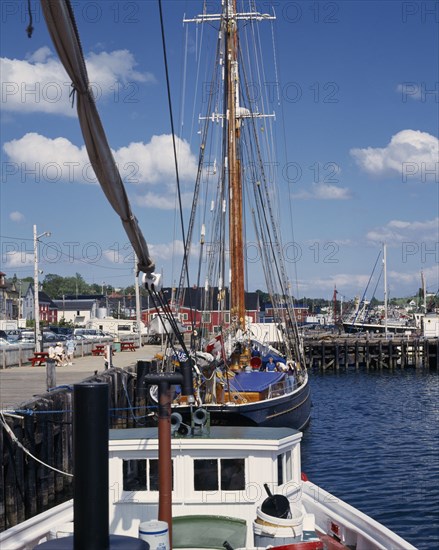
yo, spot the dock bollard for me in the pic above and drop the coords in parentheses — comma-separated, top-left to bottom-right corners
(46, 358, 56, 391)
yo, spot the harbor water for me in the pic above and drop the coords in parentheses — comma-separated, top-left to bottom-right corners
(301, 369, 439, 550)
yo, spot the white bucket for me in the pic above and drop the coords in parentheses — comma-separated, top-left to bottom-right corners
(253, 505, 303, 546)
(139, 520, 169, 550)
(48, 522, 74, 539)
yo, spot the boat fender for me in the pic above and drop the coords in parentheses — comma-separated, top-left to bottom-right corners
(301, 472, 309, 482)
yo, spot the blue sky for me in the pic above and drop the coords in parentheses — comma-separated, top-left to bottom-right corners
(1, 0, 438, 301)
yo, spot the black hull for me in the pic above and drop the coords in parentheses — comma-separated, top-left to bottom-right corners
(172, 376, 311, 431)
(343, 322, 414, 334)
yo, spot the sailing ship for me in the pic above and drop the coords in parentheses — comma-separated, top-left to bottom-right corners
(143, 0, 311, 429)
(342, 244, 415, 335)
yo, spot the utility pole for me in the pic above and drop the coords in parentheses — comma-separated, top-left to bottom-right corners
(34, 225, 51, 352)
(134, 254, 142, 348)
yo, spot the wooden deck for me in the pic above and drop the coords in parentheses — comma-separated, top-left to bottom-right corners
(0, 344, 162, 410)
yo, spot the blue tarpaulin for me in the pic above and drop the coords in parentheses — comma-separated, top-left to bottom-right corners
(230, 371, 285, 392)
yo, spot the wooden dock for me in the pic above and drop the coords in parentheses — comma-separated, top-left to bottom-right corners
(0, 344, 162, 410)
(303, 335, 439, 371)
(0, 344, 163, 532)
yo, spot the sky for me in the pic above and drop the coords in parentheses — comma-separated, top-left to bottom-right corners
(0, 0, 438, 302)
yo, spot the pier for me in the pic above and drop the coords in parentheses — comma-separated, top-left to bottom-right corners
(303, 335, 439, 371)
(0, 345, 161, 532)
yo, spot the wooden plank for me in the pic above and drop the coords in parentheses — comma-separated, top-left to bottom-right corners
(0, 422, 5, 531)
(23, 414, 37, 518)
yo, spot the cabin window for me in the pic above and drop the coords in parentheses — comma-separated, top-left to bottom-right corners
(221, 459, 245, 490)
(277, 451, 293, 486)
(182, 313, 188, 321)
(277, 455, 283, 485)
(194, 458, 245, 491)
(202, 312, 211, 323)
(123, 459, 173, 491)
(194, 459, 218, 490)
(224, 313, 230, 323)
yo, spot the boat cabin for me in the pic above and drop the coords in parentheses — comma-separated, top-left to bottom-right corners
(0, 422, 417, 550)
(108, 425, 303, 544)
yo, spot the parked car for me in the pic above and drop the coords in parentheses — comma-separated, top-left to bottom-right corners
(42, 330, 68, 342)
(20, 330, 35, 343)
(48, 326, 73, 337)
(0, 329, 21, 344)
(73, 329, 111, 340)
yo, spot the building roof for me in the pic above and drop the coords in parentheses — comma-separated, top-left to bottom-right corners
(39, 291, 58, 308)
(62, 294, 105, 300)
(149, 287, 259, 312)
(52, 299, 97, 311)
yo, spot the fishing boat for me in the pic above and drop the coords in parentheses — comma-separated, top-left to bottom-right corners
(0, 384, 416, 550)
(342, 298, 415, 335)
(141, 0, 311, 430)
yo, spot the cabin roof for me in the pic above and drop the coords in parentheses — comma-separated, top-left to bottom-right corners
(109, 425, 299, 442)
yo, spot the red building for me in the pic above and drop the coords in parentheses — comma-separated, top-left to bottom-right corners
(141, 287, 259, 336)
(39, 291, 59, 324)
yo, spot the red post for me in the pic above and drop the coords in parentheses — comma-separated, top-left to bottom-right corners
(158, 382, 173, 547)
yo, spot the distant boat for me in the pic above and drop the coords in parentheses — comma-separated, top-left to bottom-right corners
(343, 244, 415, 334)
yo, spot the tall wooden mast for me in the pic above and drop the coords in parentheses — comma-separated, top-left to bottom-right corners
(226, 0, 246, 326)
(184, 4, 275, 333)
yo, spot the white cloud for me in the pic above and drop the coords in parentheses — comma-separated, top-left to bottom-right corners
(116, 135, 197, 184)
(389, 265, 438, 286)
(4, 132, 91, 183)
(1, 47, 154, 116)
(292, 183, 352, 200)
(366, 217, 438, 245)
(9, 211, 24, 222)
(134, 191, 194, 210)
(3, 133, 197, 200)
(350, 130, 439, 180)
(27, 46, 52, 64)
(149, 241, 185, 261)
(2, 251, 33, 268)
(300, 273, 371, 293)
(102, 240, 186, 264)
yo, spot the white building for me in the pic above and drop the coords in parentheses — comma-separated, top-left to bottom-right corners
(52, 297, 100, 326)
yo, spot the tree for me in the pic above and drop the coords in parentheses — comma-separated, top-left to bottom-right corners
(43, 273, 92, 298)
